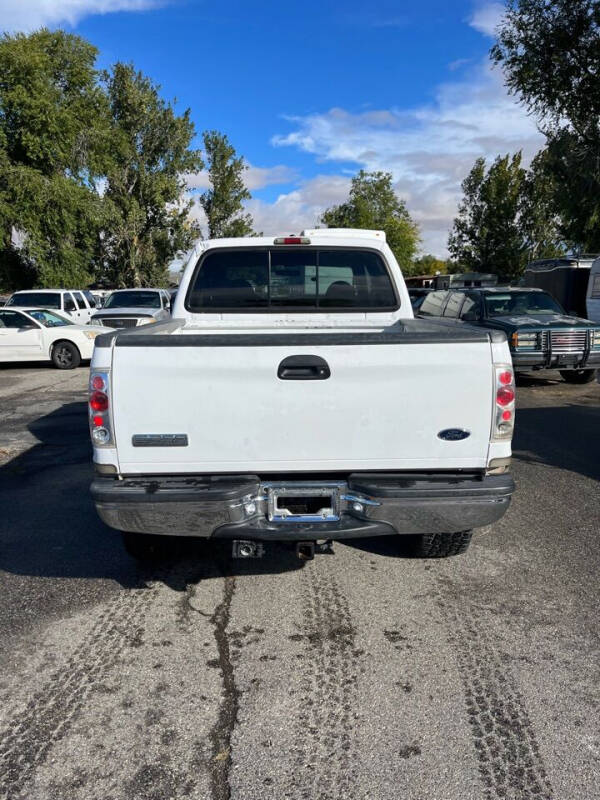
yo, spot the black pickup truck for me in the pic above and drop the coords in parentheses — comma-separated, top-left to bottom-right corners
(419, 287, 600, 383)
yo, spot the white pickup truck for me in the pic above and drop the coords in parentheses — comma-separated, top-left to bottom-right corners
(89, 229, 515, 560)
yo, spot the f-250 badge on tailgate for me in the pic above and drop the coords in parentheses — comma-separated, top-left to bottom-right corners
(132, 434, 188, 447)
(437, 428, 471, 441)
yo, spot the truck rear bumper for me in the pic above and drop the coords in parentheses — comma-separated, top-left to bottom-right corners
(91, 472, 514, 540)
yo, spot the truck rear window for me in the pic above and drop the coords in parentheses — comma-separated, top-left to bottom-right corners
(185, 248, 398, 312)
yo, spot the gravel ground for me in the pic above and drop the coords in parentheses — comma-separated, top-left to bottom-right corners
(0, 363, 598, 800)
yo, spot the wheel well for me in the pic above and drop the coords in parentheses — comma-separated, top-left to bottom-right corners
(49, 339, 81, 358)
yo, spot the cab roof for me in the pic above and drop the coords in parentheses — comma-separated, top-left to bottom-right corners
(195, 229, 388, 254)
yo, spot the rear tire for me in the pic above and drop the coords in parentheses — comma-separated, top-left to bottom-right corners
(122, 532, 171, 562)
(559, 369, 596, 384)
(415, 530, 473, 558)
(51, 340, 81, 370)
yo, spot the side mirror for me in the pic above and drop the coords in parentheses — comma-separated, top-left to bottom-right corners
(19, 324, 38, 331)
(462, 310, 479, 322)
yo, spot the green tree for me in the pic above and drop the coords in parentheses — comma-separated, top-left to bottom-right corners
(101, 63, 203, 287)
(519, 148, 565, 259)
(199, 131, 255, 238)
(0, 29, 108, 290)
(492, 0, 600, 252)
(411, 254, 447, 276)
(492, 0, 600, 137)
(448, 153, 528, 281)
(321, 170, 420, 270)
(538, 130, 600, 251)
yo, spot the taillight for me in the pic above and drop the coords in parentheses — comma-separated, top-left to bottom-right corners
(89, 391, 109, 411)
(89, 371, 112, 446)
(493, 365, 515, 439)
(496, 386, 515, 406)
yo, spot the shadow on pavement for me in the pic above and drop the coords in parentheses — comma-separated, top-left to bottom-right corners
(514, 371, 562, 387)
(0, 361, 53, 371)
(513, 403, 600, 482)
(0, 402, 304, 602)
(341, 535, 422, 559)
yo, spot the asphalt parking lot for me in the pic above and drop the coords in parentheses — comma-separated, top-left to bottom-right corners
(0, 364, 598, 800)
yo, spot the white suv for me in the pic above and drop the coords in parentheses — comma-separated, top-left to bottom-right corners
(6, 289, 97, 324)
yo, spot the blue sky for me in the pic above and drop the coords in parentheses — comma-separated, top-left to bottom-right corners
(2, 0, 543, 255)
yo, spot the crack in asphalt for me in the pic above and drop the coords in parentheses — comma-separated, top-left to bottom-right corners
(207, 574, 239, 800)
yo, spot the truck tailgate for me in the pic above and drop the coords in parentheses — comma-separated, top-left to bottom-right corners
(111, 332, 494, 473)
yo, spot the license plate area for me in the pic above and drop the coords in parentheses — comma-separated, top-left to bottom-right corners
(557, 353, 581, 365)
(267, 485, 341, 522)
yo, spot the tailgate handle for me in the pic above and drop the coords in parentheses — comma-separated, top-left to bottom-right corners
(278, 355, 330, 380)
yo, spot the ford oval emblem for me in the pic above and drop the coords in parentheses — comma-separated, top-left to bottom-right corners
(438, 428, 471, 441)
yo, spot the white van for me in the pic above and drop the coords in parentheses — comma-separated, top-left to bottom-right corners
(6, 289, 97, 324)
(586, 258, 600, 323)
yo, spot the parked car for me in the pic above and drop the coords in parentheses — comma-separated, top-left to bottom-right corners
(90, 288, 172, 328)
(89, 229, 515, 562)
(418, 287, 600, 383)
(408, 287, 431, 311)
(0, 308, 107, 368)
(6, 289, 98, 324)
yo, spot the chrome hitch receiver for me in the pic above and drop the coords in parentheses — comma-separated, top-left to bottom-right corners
(296, 542, 315, 561)
(265, 482, 344, 523)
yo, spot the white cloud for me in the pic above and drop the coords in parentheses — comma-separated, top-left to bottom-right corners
(186, 174, 350, 239)
(0, 0, 161, 32)
(185, 171, 212, 191)
(185, 170, 312, 239)
(468, 2, 505, 37)
(448, 58, 471, 72)
(185, 163, 298, 192)
(269, 62, 543, 255)
(246, 175, 351, 236)
(245, 164, 298, 191)
(188, 199, 207, 229)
